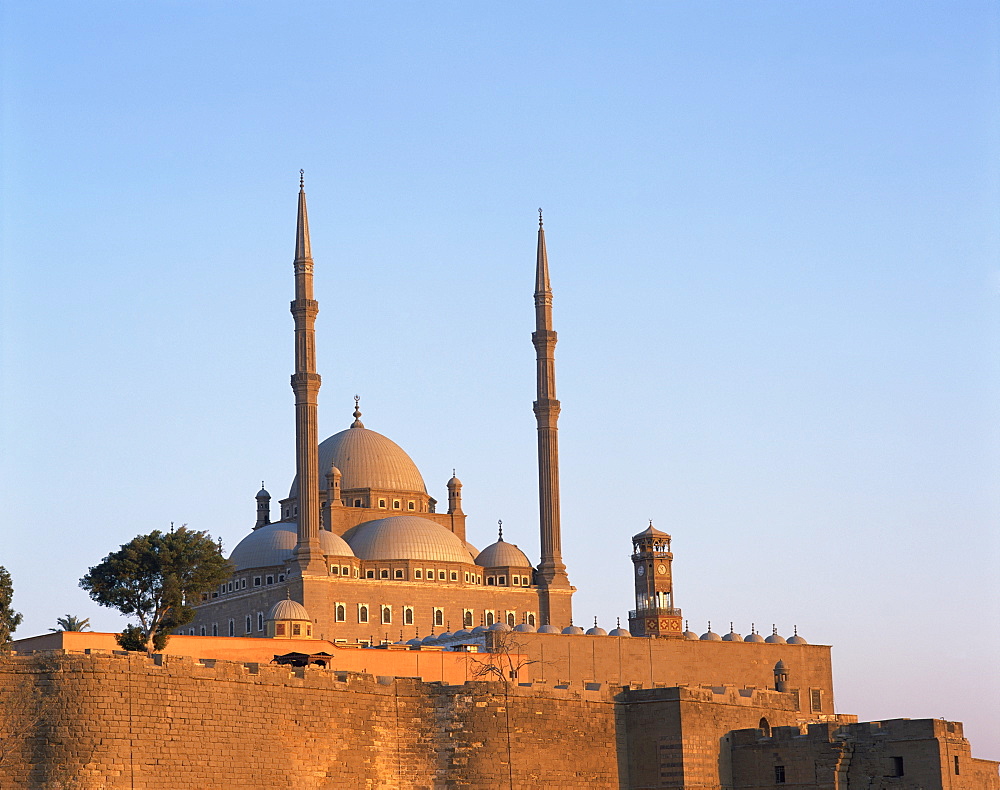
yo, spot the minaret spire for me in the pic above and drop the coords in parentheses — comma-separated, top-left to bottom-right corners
(290, 172, 325, 574)
(532, 209, 573, 626)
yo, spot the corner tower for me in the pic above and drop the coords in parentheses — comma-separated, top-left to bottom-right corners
(532, 210, 573, 626)
(290, 172, 326, 575)
(628, 522, 682, 637)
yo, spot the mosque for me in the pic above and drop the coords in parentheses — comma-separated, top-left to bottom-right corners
(186, 174, 574, 644)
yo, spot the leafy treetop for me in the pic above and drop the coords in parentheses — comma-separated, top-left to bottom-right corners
(0, 566, 24, 654)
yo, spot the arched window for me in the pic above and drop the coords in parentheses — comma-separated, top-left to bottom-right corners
(464, 610, 474, 628)
(507, 612, 516, 627)
(382, 606, 392, 624)
(245, 616, 252, 634)
(212, 623, 218, 637)
(228, 620, 235, 637)
(486, 611, 495, 626)
(404, 608, 414, 625)
(758, 717, 770, 737)
(336, 604, 346, 622)
(359, 605, 369, 623)
(527, 613, 536, 627)
(434, 608, 444, 627)
(257, 612, 264, 631)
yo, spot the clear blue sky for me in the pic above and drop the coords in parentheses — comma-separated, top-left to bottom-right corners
(2, 1, 998, 754)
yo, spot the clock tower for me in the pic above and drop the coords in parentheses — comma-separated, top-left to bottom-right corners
(628, 522, 683, 638)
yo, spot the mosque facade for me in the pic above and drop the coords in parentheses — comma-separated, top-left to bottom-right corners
(186, 177, 575, 645)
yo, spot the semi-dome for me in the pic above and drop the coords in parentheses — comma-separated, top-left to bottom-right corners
(289, 422, 427, 498)
(476, 539, 532, 569)
(343, 516, 475, 564)
(229, 522, 355, 571)
(268, 598, 310, 621)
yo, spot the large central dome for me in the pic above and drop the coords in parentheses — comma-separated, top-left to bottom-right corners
(288, 421, 427, 498)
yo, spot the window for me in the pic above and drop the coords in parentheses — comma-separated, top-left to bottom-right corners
(434, 608, 444, 627)
(266, 575, 274, 585)
(358, 605, 369, 623)
(404, 607, 414, 625)
(278, 574, 285, 582)
(527, 613, 536, 627)
(200, 626, 206, 636)
(392, 500, 401, 509)
(227, 582, 233, 593)
(381, 606, 392, 625)
(486, 611, 495, 626)
(378, 499, 386, 509)
(394, 569, 405, 579)
(228, 620, 235, 637)
(330, 565, 339, 575)
(450, 571, 458, 581)
(438, 570, 446, 580)
(366, 570, 375, 579)
(407, 501, 415, 511)
(257, 612, 264, 632)
(954, 756, 960, 775)
(380, 569, 390, 579)
(888, 757, 904, 778)
(253, 576, 261, 587)
(354, 498, 362, 507)
(774, 766, 785, 784)
(245, 616, 252, 634)
(758, 718, 770, 736)
(464, 572, 470, 582)
(415, 570, 422, 579)
(275, 623, 285, 636)
(463, 610, 474, 628)
(477, 575, 482, 584)
(212, 623, 218, 636)
(811, 690, 822, 712)
(335, 604, 346, 622)
(188, 628, 194, 635)
(292, 623, 301, 636)
(426, 569, 434, 581)
(506, 612, 516, 627)
(240, 578, 247, 589)
(498, 576, 506, 585)
(487, 577, 495, 586)
(341, 566, 349, 576)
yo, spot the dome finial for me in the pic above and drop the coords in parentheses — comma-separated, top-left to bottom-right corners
(538, 207, 543, 228)
(616, 617, 621, 627)
(352, 395, 364, 427)
(299, 169, 304, 189)
(497, 519, 503, 541)
(594, 616, 598, 628)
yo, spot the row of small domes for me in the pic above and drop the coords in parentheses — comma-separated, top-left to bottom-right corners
(684, 622, 808, 645)
(398, 620, 632, 645)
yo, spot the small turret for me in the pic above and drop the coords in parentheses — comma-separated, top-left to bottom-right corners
(447, 471, 463, 515)
(773, 660, 789, 692)
(255, 483, 271, 529)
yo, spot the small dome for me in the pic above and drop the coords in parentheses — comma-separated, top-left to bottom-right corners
(452, 629, 471, 639)
(406, 637, 423, 646)
(256, 486, 270, 499)
(683, 629, 699, 640)
(700, 629, 722, 641)
(722, 629, 744, 642)
(344, 516, 475, 564)
(268, 598, 310, 621)
(229, 522, 355, 571)
(471, 625, 488, 635)
(745, 631, 766, 643)
(448, 475, 462, 487)
(585, 626, 608, 636)
(489, 622, 511, 632)
(537, 624, 561, 634)
(608, 627, 631, 637)
(437, 631, 453, 641)
(289, 423, 427, 499)
(421, 634, 439, 644)
(513, 623, 537, 633)
(787, 627, 808, 645)
(765, 633, 787, 644)
(326, 465, 341, 478)
(464, 541, 480, 557)
(774, 659, 788, 670)
(562, 625, 585, 635)
(476, 540, 532, 569)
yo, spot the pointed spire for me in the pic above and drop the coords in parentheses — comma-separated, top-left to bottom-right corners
(352, 395, 364, 427)
(535, 208, 551, 297)
(295, 170, 311, 262)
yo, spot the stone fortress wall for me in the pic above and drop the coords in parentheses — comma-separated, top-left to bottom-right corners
(3, 649, 970, 790)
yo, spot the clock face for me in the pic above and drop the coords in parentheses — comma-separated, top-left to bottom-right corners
(657, 564, 667, 575)
(636, 564, 645, 576)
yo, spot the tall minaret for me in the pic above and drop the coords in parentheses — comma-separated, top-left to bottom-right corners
(532, 210, 573, 626)
(290, 172, 325, 575)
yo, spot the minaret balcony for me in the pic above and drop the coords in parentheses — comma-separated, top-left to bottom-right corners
(629, 606, 682, 619)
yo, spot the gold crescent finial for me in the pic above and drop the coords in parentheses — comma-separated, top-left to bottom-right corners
(352, 395, 363, 427)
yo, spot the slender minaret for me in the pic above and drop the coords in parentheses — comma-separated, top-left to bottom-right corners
(290, 172, 326, 574)
(532, 210, 573, 625)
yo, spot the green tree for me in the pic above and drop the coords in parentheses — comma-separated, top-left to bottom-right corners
(79, 526, 231, 653)
(0, 567, 23, 655)
(48, 615, 90, 632)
